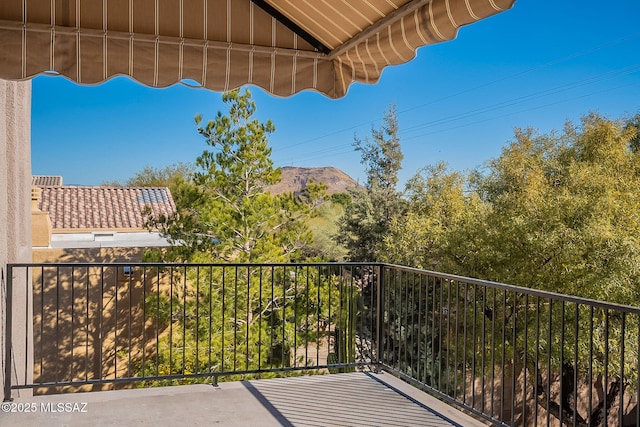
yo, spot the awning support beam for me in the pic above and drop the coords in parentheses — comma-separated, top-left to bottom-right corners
(250, 0, 330, 55)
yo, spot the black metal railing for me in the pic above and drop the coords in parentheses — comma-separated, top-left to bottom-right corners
(378, 264, 640, 427)
(4, 262, 640, 426)
(4, 263, 377, 396)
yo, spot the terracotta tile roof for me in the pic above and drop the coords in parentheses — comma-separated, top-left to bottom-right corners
(32, 175, 63, 186)
(38, 186, 176, 230)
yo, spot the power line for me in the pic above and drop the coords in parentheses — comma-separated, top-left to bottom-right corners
(401, 64, 640, 134)
(400, 79, 640, 142)
(280, 67, 640, 164)
(275, 31, 640, 152)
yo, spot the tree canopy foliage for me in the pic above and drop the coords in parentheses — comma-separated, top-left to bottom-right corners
(383, 112, 640, 305)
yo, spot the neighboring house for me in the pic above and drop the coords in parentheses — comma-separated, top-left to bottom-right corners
(32, 184, 176, 249)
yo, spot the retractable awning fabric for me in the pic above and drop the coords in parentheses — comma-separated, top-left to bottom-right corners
(0, 0, 514, 98)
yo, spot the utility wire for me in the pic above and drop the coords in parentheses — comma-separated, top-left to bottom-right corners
(284, 68, 640, 163)
(276, 31, 640, 152)
(401, 64, 640, 134)
(400, 79, 640, 142)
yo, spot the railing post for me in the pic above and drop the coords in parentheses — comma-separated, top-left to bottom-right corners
(375, 264, 384, 373)
(3, 264, 13, 402)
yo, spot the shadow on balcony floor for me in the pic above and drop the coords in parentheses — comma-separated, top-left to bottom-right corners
(1, 372, 485, 426)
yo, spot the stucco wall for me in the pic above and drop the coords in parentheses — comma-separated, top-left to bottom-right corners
(0, 79, 33, 398)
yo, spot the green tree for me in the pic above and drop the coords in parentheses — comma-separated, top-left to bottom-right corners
(387, 113, 640, 304)
(337, 105, 405, 261)
(382, 113, 640, 425)
(149, 89, 324, 263)
(137, 90, 358, 386)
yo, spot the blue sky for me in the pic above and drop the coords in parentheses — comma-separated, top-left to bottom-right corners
(31, 0, 640, 187)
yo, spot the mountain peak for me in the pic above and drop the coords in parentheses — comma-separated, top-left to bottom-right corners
(268, 166, 359, 195)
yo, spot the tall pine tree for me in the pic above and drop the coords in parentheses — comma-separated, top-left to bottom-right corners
(337, 105, 404, 261)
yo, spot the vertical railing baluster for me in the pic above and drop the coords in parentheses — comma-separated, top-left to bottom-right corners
(55, 265, 60, 385)
(23, 267, 30, 385)
(258, 266, 263, 370)
(462, 282, 468, 405)
(318, 264, 323, 367)
(491, 287, 496, 418)
(246, 265, 250, 372)
(194, 266, 200, 375)
(40, 266, 45, 387)
(480, 285, 486, 415)
(438, 278, 444, 393)
(510, 292, 516, 427)
(3, 264, 14, 401)
(99, 265, 104, 386)
(445, 278, 452, 397)
(523, 294, 528, 426)
(573, 303, 579, 427)
(436, 277, 439, 388)
(388, 267, 393, 374)
(155, 265, 160, 378)
(604, 309, 609, 427)
(234, 265, 238, 372)
(454, 279, 460, 400)
(375, 265, 380, 372)
(534, 296, 541, 425)
(169, 266, 173, 376)
(128, 266, 133, 379)
(292, 265, 298, 369)
(619, 313, 625, 427)
(338, 264, 344, 367)
(546, 299, 552, 427)
(502, 289, 508, 425)
(281, 266, 286, 369)
(222, 266, 226, 373)
(413, 270, 420, 380)
(351, 265, 356, 366)
(182, 266, 187, 377)
(85, 266, 89, 383)
(114, 265, 119, 383)
(24, 267, 29, 388)
(370, 264, 377, 368)
(589, 306, 594, 427)
(560, 300, 565, 427)
(304, 265, 309, 368)
(472, 283, 477, 410)
(141, 265, 146, 380)
(400, 271, 406, 374)
(269, 265, 274, 371)
(71, 265, 75, 383)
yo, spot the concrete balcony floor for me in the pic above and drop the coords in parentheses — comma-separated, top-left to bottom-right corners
(1, 372, 485, 426)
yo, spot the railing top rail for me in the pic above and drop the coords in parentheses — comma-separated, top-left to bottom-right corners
(381, 262, 640, 315)
(7, 262, 382, 268)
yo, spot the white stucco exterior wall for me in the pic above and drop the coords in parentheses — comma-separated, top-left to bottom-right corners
(0, 79, 33, 398)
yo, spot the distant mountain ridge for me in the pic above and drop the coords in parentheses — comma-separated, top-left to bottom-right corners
(268, 166, 359, 195)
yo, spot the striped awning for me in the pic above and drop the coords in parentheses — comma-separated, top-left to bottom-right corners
(0, 0, 515, 98)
